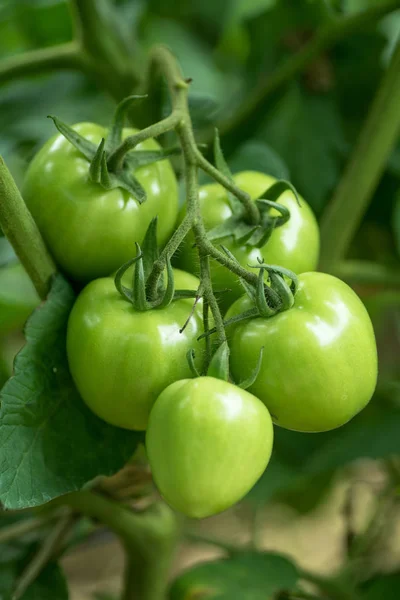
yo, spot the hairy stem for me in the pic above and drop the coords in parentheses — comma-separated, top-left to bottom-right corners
(0, 158, 57, 299)
(195, 150, 260, 225)
(214, 0, 400, 151)
(108, 113, 179, 171)
(320, 42, 400, 269)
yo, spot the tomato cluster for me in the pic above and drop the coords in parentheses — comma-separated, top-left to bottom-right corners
(23, 123, 378, 519)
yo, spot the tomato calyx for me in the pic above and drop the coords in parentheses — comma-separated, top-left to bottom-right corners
(114, 218, 198, 311)
(207, 130, 300, 247)
(47, 95, 180, 204)
(187, 341, 264, 389)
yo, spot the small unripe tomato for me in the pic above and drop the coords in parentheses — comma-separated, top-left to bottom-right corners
(146, 377, 273, 518)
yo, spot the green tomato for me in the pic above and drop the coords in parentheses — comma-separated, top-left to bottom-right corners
(67, 269, 204, 431)
(226, 272, 377, 433)
(146, 376, 273, 518)
(23, 123, 178, 282)
(176, 171, 319, 309)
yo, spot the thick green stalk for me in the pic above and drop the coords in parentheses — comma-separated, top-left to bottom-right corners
(0, 42, 82, 85)
(214, 0, 400, 151)
(320, 42, 400, 270)
(61, 492, 180, 600)
(0, 158, 56, 299)
(68, 0, 141, 99)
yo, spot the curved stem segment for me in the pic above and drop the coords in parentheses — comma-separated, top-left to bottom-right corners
(0, 42, 83, 85)
(60, 491, 180, 600)
(214, 0, 400, 151)
(143, 46, 260, 309)
(0, 157, 57, 299)
(320, 41, 400, 270)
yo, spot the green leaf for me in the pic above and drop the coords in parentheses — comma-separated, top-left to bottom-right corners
(229, 141, 290, 180)
(188, 93, 221, 129)
(169, 551, 299, 600)
(259, 85, 345, 213)
(22, 562, 68, 600)
(0, 275, 142, 510)
(361, 573, 400, 600)
(0, 562, 68, 600)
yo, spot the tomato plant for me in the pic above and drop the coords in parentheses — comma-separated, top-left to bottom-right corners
(23, 122, 178, 282)
(176, 170, 319, 308)
(226, 272, 378, 432)
(146, 376, 273, 518)
(0, 2, 399, 600)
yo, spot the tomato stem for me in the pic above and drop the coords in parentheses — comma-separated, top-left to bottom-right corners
(57, 491, 180, 600)
(0, 157, 57, 299)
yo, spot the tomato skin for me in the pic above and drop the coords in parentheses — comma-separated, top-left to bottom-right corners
(67, 269, 204, 431)
(176, 171, 319, 308)
(226, 272, 377, 433)
(146, 376, 273, 518)
(23, 123, 178, 282)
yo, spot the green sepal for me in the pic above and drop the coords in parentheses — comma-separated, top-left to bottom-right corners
(103, 168, 147, 203)
(141, 217, 159, 280)
(207, 342, 230, 381)
(197, 307, 259, 341)
(132, 243, 147, 311)
(237, 346, 264, 390)
(255, 268, 278, 317)
(48, 115, 97, 161)
(213, 129, 243, 215)
(249, 261, 298, 294)
(259, 179, 300, 207)
(154, 256, 175, 309)
(89, 138, 106, 183)
(207, 216, 241, 242)
(114, 252, 142, 304)
(256, 199, 290, 227)
(125, 146, 182, 169)
(187, 349, 201, 378)
(269, 272, 294, 311)
(247, 219, 274, 248)
(100, 150, 111, 187)
(106, 95, 148, 153)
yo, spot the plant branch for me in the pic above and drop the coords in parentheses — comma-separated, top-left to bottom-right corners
(107, 113, 179, 171)
(0, 42, 83, 86)
(59, 491, 179, 600)
(195, 150, 260, 225)
(0, 517, 48, 545)
(0, 157, 57, 299)
(214, 0, 400, 151)
(320, 41, 400, 270)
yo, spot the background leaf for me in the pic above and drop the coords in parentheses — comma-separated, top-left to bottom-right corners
(0, 275, 142, 510)
(169, 551, 299, 599)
